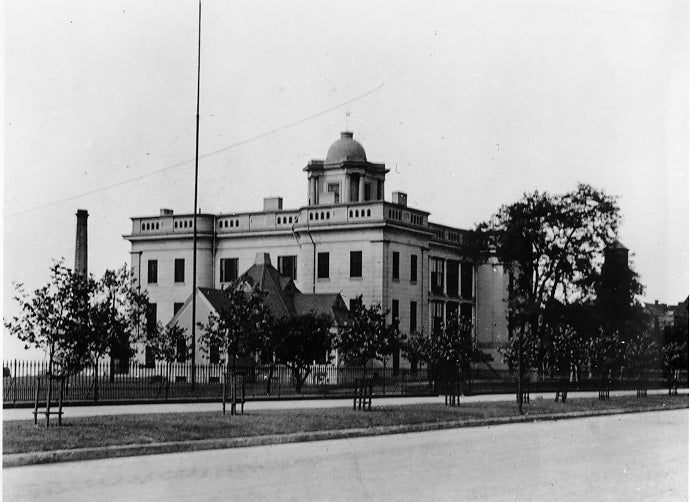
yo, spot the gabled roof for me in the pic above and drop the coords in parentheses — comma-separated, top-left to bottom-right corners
(167, 253, 351, 329)
(293, 293, 351, 327)
(238, 258, 295, 318)
(198, 287, 233, 313)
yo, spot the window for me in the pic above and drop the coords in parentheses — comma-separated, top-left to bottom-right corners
(392, 299, 400, 374)
(173, 302, 184, 315)
(410, 301, 417, 333)
(376, 180, 383, 200)
(410, 254, 418, 282)
(350, 251, 362, 278)
(446, 301, 459, 321)
(146, 303, 157, 335)
(430, 258, 444, 294)
(392, 251, 400, 280)
(176, 338, 187, 363)
(174, 258, 185, 283)
(327, 183, 340, 204)
(460, 303, 473, 325)
(145, 346, 155, 368)
(461, 263, 473, 299)
(278, 255, 297, 280)
(147, 259, 158, 284)
(317, 252, 329, 279)
(209, 344, 220, 365)
(364, 183, 371, 201)
(447, 260, 459, 296)
(145, 303, 157, 368)
(220, 258, 239, 283)
(349, 298, 359, 312)
(349, 175, 359, 202)
(432, 301, 444, 334)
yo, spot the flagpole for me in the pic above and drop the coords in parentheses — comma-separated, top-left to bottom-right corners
(191, 0, 202, 390)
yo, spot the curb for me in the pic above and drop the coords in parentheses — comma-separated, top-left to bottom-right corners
(4, 403, 687, 468)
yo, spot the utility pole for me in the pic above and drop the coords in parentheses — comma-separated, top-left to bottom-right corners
(191, 0, 202, 390)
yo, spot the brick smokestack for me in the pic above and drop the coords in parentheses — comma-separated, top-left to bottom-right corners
(75, 209, 88, 277)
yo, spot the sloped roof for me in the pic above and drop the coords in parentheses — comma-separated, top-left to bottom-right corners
(167, 255, 350, 328)
(293, 293, 351, 327)
(199, 287, 233, 313)
(239, 261, 295, 318)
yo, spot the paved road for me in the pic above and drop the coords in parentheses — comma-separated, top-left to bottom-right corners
(3, 388, 683, 421)
(4, 409, 686, 501)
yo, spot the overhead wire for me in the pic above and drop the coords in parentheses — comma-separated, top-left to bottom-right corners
(5, 83, 385, 218)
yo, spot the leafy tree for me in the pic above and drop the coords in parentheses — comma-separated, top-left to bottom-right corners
(254, 314, 281, 395)
(662, 341, 688, 394)
(5, 261, 92, 421)
(404, 315, 489, 394)
(336, 296, 402, 377)
(478, 184, 621, 412)
(198, 287, 269, 372)
(402, 331, 426, 375)
(147, 322, 189, 399)
(5, 261, 92, 378)
(623, 331, 659, 395)
(85, 265, 150, 399)
(426, 314, 480, 393)
(273, 312, 333, 393)
(588, 330, 625, 392)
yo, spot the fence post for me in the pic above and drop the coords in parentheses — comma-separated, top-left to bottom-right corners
(13, 359, 17, 405)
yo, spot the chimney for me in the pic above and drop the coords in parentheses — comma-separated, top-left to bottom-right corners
(254, 252, 271, 265)
(263, 197, 283, 211)
(392, 191, 407, 206)
(75, 209, 88, 276)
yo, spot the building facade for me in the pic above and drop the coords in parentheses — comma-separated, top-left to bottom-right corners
(123, 132, 509, 366)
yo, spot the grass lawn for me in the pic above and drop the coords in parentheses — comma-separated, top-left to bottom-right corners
(4, 394, 686, 455)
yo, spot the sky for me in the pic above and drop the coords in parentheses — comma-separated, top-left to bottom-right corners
(3, 0, 688, 360)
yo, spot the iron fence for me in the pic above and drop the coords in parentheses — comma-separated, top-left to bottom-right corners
(2, 359, 686, 407)
(2, 359, 432, 406)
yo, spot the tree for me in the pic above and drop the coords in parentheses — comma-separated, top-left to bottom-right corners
(85, 265, 150, 400)
(624, 331, 659, 396)
(198, 287, 269, 371)
(662, 341, 687, 395)
(428, 315, 472, 392)
(336, 296, 402, 377)
(588, 330, 625, 397)
(5, 260, 92, 422)
(147, 322, 189, 400)
(273, 312, 333, 393)
(402, 331, 426, 375)
(478, 183, 621, 413)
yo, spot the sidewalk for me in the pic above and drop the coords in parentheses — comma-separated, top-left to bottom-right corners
(4, 388, 683, 421)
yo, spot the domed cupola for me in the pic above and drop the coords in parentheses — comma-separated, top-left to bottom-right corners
(304, 131, 388, 206)
(325, 132, 367, 164)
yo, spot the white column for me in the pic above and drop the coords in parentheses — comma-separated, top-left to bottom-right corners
(358, 176, 365, 202)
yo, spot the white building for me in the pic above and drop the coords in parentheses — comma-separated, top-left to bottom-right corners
(124, 132, 509, 369)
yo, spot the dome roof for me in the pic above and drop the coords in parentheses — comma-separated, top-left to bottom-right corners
(325, 132, 367, 164)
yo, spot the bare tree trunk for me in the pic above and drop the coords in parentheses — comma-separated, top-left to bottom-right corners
(46, 345, 54, 427)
